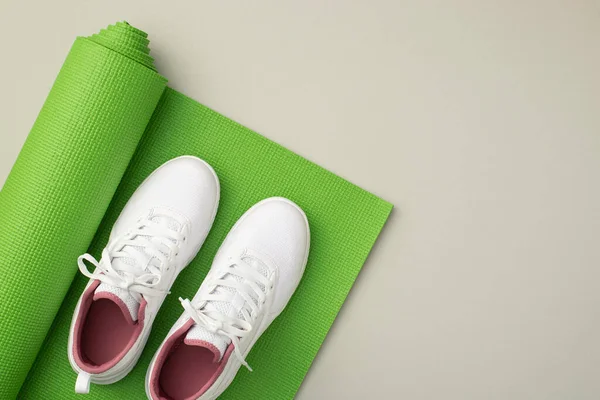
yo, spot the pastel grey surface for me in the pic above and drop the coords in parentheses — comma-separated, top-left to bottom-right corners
(1, 1, 599, 399)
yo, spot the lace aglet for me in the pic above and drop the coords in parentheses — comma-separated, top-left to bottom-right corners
(244, 362, 253, 372)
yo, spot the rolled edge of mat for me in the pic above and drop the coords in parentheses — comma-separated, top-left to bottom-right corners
(87, 21, 158, 72)
(0, 24, 166, 398)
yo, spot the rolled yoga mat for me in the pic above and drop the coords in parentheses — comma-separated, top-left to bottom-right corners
(0, 23, 166, 399)
(0, 22, 392, 399)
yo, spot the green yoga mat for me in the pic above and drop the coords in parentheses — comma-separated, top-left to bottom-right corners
(0, 22, 392, 399)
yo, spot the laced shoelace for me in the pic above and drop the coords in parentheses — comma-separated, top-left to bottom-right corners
(78, 216, 185, 302)
(179, 256, 273, 371)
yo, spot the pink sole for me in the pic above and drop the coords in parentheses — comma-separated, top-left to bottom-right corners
(159, 341, 220, 399)
(81, 298, 137, 366)
(150, 319, 235, 400)
(72, 280, 146, 374)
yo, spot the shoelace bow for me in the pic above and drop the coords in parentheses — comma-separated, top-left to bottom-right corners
(78, 217, 185, 302)
(179, 256, 273, 372)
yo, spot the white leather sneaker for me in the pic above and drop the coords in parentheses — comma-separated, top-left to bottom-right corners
(68, 156, 220, 394)
(146, 197, 310, 400)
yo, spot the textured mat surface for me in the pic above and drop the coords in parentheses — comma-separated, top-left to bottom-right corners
(0, 23, 166, 399)
(2, 22, 392, 399)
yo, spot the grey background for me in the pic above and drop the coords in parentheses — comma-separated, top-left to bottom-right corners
(1, 1, 599, 399)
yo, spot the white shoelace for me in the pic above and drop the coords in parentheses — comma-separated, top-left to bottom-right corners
(78, 215, 185, 302)
(179, 256, 273, 371)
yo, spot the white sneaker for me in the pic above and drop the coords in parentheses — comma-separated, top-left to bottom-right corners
(68, 156, 220, 394)
(146, 197, 310, 400)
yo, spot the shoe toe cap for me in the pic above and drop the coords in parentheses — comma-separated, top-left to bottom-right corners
(114, 156, 220, 244)
(239, 197, 310, 284)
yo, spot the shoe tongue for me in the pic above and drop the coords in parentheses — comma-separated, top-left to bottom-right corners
(93, 213, 182, 321)
(93, 285, 139, 323)
(183, 255, 271, 362)
(184, 326, 228, 362)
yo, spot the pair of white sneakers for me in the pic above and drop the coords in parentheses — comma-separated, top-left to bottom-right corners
(68, 156, 310, 400)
